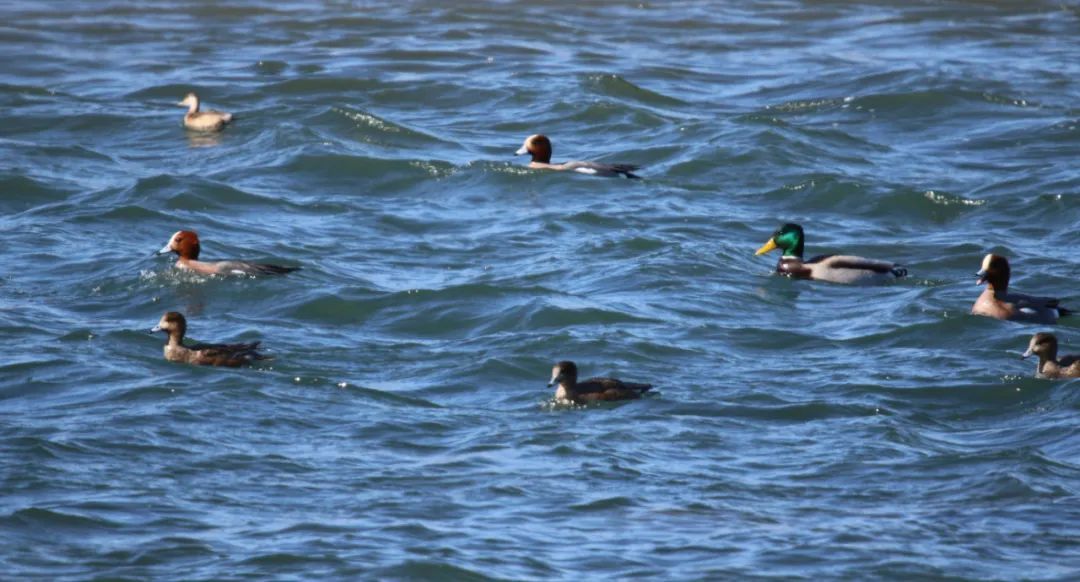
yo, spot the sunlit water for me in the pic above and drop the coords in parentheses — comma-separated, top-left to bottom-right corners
(1, 1, 1078, 579)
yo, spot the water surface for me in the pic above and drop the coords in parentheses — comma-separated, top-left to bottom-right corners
(1, 1, 1078, 579)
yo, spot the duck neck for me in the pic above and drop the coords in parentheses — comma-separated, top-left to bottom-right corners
(166, 329, 185, 347)
(555, 381, 575, 400)
(187, 99, 200, 114)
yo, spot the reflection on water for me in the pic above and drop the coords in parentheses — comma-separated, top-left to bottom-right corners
(185, 130, 225, 148)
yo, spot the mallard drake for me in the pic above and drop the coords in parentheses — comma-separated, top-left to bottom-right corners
(515, 134, 640, 178)
(156, 230, 299, 276)
(547, 361, 652, 404)
(178, 92, 233, 132)
(972, 254, 1070, 324)
(151, 312, 267, 367)
(754, 223, 907, 284)
(1022, 332, 1079, 379)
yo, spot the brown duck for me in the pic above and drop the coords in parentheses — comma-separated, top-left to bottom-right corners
(1022, 332, 1079, 379)
(177, 92, 233, 132)
(152, 312, 267, 367)
(547, 361, 652, 404)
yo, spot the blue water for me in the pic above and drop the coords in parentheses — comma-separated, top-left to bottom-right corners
(1, 1, 1078, 579)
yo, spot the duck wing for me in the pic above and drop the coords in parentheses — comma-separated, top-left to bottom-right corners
(189, 341, 267, 366)
(575, 377, 652, 401)
(1005, 291, 1069, 321)
(215, 260, 300, 276)
(807, 255, 907, 283)
(819, 255, 907, 276)
(185, 111, 231, 131)
(188, 339, 261, 352)
(563, 161, 641, 179)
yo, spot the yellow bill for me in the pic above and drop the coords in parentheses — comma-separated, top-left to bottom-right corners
(755, 238, 778, 256)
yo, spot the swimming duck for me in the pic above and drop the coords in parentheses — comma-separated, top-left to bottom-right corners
(151, 311, 266, 367)
(972, 254, 1070, 324)
(515, 134, 641, 178)
(754, 223, 907, 284)
(1022, 332, 1079, 379)
(156, 230, 299, 276)
(178, 92, 233, 132)
(547, 361, 653, 404)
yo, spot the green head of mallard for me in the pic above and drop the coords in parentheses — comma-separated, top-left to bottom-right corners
(755, 223, 805, 258)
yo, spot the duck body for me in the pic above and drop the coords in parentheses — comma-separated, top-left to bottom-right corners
(756, 223, 906, 284)
(152, 312, 266, 367)
(1022, 332, 1080, 379)
(972, 254, 1069, 324)
(157, 230, 299, 276)
(548, 361, 652, 404)
(178, 92, 233, 132)
(516, 134, 640, 179)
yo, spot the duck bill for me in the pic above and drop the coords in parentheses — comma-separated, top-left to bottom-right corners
(755, 238, 778, 256)
(156, 242, 173, 255)
(515, 145, 528, 156)
(150, 325, 162, 333)
(547, 373, 562, 388)
(975, 269, 987, 285)
(1021, 348, 1033, 360)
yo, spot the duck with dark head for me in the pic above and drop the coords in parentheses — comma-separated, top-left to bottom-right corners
(754, 223, 907, 284)
(515, 134, 641, 179)
(973, 254, 1070, 324)
(547, 361, 652, 404)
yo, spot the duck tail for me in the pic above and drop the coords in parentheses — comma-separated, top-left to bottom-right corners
(1059, 305, 1072, 317)
(613, 164, 642, 179)
(891, 265, 908, 278)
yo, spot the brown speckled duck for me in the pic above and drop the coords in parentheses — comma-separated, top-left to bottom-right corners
(972, 254, 1070, 324)
(152, 312, 267, 367)
(178, 92, 233, 132)
(515, 134, 640, 178)
(754, 223, 907, 284)
(1022, 332, 1079, 379)
(156, 230, 299, 276)
(547, 361, 652, 404)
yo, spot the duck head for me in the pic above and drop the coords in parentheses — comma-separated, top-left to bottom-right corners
(755, 223, 805, 258)
(177, 92, 200, 113)
(547, 360, 578, 389)
(151, 311, 187, 341)
(157, 230, 201, 260)
(1022, 332, 1058, 362)
(516, 134, 552, 164)
(976, 254, 1010, 291)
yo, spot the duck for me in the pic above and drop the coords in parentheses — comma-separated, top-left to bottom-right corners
(972, 254, 1070, 324)
(754, 223, 907, 284)
(178, 92, 233, 132)
(1022, 332, 1079, 379)
(547, 361, 653, 404)
(156, 230, 299, 276)
(151, 311, 266, 367)
(515, 134, 641, 178)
